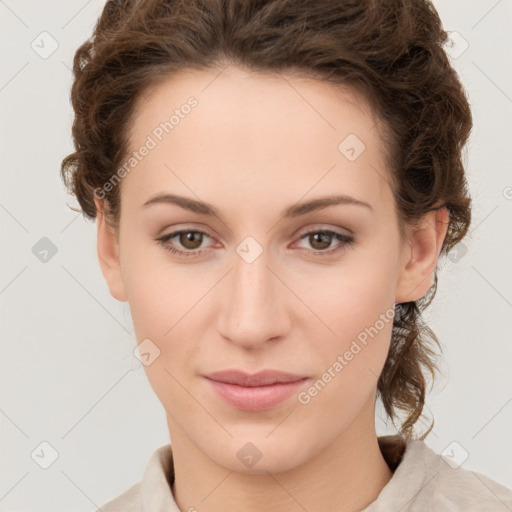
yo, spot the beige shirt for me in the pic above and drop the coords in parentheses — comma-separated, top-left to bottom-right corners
(97, 435, 512, 511)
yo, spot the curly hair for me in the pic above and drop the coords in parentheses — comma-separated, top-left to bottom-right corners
(60, 0, 472, 441)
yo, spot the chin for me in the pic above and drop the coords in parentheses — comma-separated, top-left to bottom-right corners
(203, 433, 314, 475)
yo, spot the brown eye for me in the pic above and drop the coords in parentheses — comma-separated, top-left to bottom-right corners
(178, 231, 204, 250)
(295, 229, 355, 256)
(156, 229, 212, 257)
(308, 231, 332, 250)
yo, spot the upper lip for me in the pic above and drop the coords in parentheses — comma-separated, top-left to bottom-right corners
(204, 370, 308, 387)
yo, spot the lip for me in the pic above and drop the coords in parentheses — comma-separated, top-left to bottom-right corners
(204, 370, 309, 412)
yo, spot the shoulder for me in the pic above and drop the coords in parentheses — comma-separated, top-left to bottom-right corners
(426, 443, 512, 511)
(95, 481, 142, 512)
(94, 444, 175, 512)
(383, 438, 512, 511)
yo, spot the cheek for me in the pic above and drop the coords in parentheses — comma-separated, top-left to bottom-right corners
(296, 241, 398, 390)
(122, 253, 204, 416)
(302, 250, 397, 344)
(120, 240, 202, 337)
(120, 244, 208, 400)
(297, 274, 395, 425)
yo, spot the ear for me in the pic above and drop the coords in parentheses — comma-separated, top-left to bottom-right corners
(395, 207, 449, 303)
(94, 198, 127, 302)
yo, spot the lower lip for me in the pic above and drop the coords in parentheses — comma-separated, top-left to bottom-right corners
(205, 378, 308, 412)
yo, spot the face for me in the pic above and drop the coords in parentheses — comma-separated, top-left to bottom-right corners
(95, 65, 446, 474)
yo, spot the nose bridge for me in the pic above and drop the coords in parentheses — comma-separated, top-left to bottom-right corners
(217, 238, 288, 347)
(234, 243, 273, 306)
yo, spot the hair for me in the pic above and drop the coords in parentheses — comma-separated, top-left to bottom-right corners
(61, 0, 472, 441)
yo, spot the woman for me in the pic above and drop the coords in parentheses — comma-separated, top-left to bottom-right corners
(60, 0, 512, 510)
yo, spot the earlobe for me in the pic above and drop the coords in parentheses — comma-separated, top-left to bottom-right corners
(395, 207, 450, 303)
(94, 198, 127, 302)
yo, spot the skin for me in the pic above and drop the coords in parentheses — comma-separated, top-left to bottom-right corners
(94, 65, 448, 512)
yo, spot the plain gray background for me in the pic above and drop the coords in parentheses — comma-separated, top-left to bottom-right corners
(1, 1, 511, 510)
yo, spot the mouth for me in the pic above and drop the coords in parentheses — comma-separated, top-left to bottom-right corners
(203, 370, 309, 411)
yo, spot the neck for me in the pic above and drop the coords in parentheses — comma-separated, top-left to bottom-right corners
(169, 398, 393, 512)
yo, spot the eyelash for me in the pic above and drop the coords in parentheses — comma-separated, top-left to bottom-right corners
(155, 229, 354, 258)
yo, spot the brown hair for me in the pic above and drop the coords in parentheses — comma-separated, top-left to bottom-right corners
(60, 0, 472, 440)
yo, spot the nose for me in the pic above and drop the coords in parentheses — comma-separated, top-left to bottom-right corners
(216, 244, 291, 350)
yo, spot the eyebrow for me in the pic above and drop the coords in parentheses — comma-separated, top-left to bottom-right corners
(141, 192, 373, 218)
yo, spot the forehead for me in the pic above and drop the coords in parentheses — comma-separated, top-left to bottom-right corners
(121, 65, 392, 214)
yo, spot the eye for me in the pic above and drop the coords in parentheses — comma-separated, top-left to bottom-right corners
(155, 229, 213, 257)
(294, 229, 354, 256)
